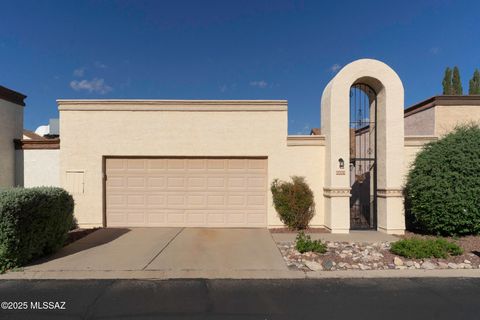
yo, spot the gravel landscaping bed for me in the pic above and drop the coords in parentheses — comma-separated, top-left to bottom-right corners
(278, 239, 480, 272)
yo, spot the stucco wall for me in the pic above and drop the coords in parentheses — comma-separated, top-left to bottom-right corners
(404, 107, 435, 135)
(59, 100, 325, 228)
(22, 149, 60, 187)
(403, 136, 438, 183)
(435, 105, 480, 136)
(0, 100, 23, 188)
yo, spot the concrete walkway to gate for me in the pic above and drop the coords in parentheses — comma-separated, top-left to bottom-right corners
(271, 230, 400, 243)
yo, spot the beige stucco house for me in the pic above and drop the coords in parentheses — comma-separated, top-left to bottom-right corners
(0, 86, 25, 188)
(3, 59, 480, 234)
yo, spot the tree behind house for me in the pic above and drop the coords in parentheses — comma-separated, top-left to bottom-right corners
(442, 67, 453, 95)
(469, 69, 480, 95)
(452, 66, 463, 95)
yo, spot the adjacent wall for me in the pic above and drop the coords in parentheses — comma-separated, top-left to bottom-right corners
(22, 149, 60, 187)
(58, 100, 325, 228)
(0, 99, 23, 187)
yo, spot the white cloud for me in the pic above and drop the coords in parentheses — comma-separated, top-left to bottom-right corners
(330, 64, 341, 73)
(70, 78, 112, 94)
(249, 80, 268, 88)
(73, 67, 85, 77)
(94, 61, 107, 68)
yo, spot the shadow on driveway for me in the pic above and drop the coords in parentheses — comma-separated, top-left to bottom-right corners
(29, 228, 131, 266)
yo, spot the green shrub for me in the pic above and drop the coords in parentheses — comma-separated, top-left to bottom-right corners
(390, 238, 463, 259)
(0, 187, 74, 273)
(271, 176, 315, 230)
(295, 231, 327, 254)
(404, 124, 480, 236)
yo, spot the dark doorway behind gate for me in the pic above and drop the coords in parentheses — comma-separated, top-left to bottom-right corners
(349, 83, 377, 230)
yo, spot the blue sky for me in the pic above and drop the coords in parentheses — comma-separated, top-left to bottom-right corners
(1, 0, 479, 133)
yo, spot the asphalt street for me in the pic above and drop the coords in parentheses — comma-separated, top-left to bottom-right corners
(0, 278, 478, 319)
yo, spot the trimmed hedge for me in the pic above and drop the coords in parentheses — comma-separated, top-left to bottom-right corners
(271, 176, 315, 230)
(404, 124, 480, 236)
(0, 187, 74, 272)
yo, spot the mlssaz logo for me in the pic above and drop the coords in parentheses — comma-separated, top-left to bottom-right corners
(30, 301, 66, 310)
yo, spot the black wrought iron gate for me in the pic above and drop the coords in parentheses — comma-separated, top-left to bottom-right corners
(349, 83, 377, 230)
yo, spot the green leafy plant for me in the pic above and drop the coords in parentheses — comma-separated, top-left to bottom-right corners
(404, 124, 480, 236)
(295, 231, 327, 254)
(390, 238, 463, 259)
(271, 176, 315, 230)
(0, 187, 74, 273)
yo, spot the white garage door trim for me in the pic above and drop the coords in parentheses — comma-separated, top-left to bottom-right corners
(104, 157, 268, 228)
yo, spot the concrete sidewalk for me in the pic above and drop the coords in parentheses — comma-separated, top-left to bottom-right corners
(271, 230, 400, 243)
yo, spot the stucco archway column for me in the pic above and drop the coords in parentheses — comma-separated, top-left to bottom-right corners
(321, 59, 405, 234)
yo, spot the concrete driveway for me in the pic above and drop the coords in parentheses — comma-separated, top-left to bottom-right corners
(26, 228, 288, 273)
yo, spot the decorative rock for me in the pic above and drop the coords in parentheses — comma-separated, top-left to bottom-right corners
(305, 260, 323, 271)
(414, 262, 421, 269)
(322, 260, 334, 270)
(394, 257, 404, 266)
(447, 263, 458, 269)
(358, 264, 371, 270)
(351, 264, 360, 269)
(421, 261, 436, 270)
(464, 260, 471, 264)
(405, 261, 414, 267)
(396, 266, 407, 270)
(437, 262, 449, 269)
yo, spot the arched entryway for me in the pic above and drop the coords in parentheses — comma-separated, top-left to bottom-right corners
(321, 59, 405, 234)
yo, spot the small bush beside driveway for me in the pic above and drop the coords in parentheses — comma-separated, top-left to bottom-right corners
(0, 187, 74, 273)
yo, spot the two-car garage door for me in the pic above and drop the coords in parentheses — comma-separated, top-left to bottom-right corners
(105, 157, 267, 227)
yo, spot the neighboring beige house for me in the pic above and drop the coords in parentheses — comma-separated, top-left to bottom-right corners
(0, 86, 25, 188)
(14, 130, 60, 188)
(3, 59, 480, 234)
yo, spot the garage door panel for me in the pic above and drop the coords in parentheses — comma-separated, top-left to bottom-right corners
(107, 176, 125, 188)
(207, 159, 226, 170)
(146, 211, 165, 225)
(166, 194, 186, 206)
(147, 177, 166, 188)
(106, 157, 267, 227)
(126, 194, 145, 206)
(167, 159, 186, 170)
(187, 176, 207, 189)
(166, 176, 186, 189)
(248, 159, 267, 171)
(148, 159, 167, 171)
(126, 210, 146, 224)
(146, 195, 166, 206)
(127, 159, 146, 170)
(186, 194, 206, 206)
(187, 159, 206, 170)
(166, 210, 185, 223)
(106, 158, 125, 172)
(127, 177, 146, 188)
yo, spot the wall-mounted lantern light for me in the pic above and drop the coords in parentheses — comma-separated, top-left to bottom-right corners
(338, 158, 344, 169)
